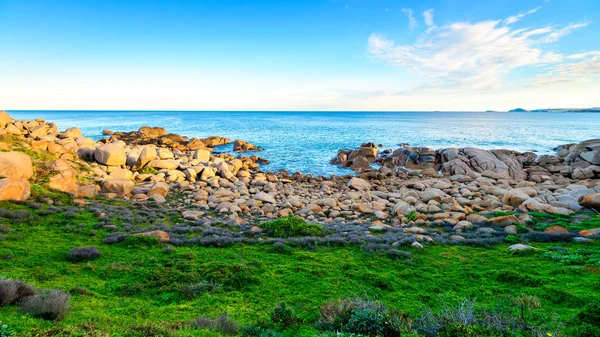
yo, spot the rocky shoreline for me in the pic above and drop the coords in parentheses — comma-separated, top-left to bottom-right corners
(1, 110, 599, 246)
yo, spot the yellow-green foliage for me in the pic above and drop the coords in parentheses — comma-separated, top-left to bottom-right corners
(0, 202, 598, 336)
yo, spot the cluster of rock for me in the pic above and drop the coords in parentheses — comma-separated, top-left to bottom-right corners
(0, 111, 266, 205)
(101, 126, 231, 151)
(0, 111, 95, 200)
(2, 109, 600, 245)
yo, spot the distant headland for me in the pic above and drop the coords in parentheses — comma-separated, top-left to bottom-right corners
(508, 107, 600, 112)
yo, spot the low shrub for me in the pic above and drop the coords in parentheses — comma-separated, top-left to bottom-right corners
(125, 323, 174, 337)
(0, 321, 15, 337)
(522, 231, 572, 243)
(18, 289, 71, 321)
(119, 235, 161, 247)
(316, 298, 404, 337)
(240, 324, 282, 337)
(190, 315, 238, 335)
(214, 315, 239, 335)
(66, 246, 102, 262)
(259, 215, 326, 238)
(271, 302, 300, 329)
(102, 233, 130, 244)
(344, 309, 403, 337)
(0, 278, 36, 306)
(181, 281, 223, 299)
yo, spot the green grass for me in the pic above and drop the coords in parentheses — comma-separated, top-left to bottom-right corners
(527, 212, 600, 232)
(0, 202, 599, 336)
(258, 215, 326, 238)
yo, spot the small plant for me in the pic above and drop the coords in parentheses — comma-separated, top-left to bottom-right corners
(271, 302, 300, 328)
(0, 321, 15, 337)
(405, 211, 418, 222)
(139, 166, 159, 175)
(18, 289, 71, 321)
(66, 246, 102, 262)
(259, 215, 326, 238)
(514, 294, 541, 329)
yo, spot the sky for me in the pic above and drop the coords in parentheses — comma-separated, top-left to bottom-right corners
(1, 0, 599, 111)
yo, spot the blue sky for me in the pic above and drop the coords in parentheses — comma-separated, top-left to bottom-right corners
(1, 0, 599, 110)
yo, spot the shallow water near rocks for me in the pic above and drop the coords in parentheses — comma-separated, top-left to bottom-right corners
(9, 110, 600, 176)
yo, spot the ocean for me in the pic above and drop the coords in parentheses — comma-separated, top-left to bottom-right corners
(8, 111, 600, 176)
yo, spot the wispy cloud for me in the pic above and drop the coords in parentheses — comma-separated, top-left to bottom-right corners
(402, 8, 418, 30)
(367, 7, 597, 90)
(423, 9, 435, 27)
(504, 6, 540, 25)
(541, 21, 590, 43)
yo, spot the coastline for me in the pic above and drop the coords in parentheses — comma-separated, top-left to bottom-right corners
(1, 110, 599, 239)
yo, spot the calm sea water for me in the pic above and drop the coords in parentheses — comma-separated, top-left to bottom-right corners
(8, 111, 600, 176)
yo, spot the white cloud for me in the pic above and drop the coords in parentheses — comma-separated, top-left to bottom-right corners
(368, 9, 597, 90)
(541, 22, 590, 43)
(423, 9, 435, 27)
(402, 8, 418, 30)
(504, 6, 540, 25)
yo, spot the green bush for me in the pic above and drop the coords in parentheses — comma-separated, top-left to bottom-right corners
(240, 324, 282, 337)
(342, 309, 401, 337)
(505, 235, 520, 244)
(258, 215, 325, 238)
(271, 302, 300, 329)
(0, 321, 15, 337)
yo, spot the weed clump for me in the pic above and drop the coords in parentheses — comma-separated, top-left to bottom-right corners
(18, 289, 71, 321)
(0, 321, 15, 337)
(316, 298, 405, 337)
(66, 246, 102, 262)
(0, 278, 35, 306)
(271, 302, 300, 329)
(259, 215, 325, 238)
(190, 315, 238, 335)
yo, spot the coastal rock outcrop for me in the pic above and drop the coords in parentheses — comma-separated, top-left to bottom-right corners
(233, 139, 262, 152)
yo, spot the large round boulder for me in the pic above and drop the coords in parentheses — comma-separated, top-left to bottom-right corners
(579, 193, 600, 209)
(0, 177, 31, 201)
(101, 179, 134, 197)
(94, 144, 126, 166)
(0, 152, 33, 180)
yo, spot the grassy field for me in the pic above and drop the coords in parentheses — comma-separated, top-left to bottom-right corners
(0, 200, 599, 336)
